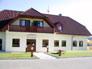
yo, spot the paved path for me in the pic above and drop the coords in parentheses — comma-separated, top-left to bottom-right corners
(34, 52, 56, 59)
(0, 57, 92, 69)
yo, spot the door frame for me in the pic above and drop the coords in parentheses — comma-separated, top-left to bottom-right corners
(26, 39, 36, 52)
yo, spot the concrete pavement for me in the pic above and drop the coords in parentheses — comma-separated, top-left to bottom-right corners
(34, 52, 57, 59)
(0, 57, 92, 69)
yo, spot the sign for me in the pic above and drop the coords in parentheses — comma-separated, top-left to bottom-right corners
(27, 34, 36, 39)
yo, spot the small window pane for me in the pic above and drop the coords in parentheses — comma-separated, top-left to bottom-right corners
(79, 41, 83, 47)
(12, 39, 20, 47)
(0, 39, 2, 44)
(54, 40, 59, 47)
(57, 26, 62, 31)
(33, 21, 43, 27)
(42, 40, 49, 47)
(39, 21, 43, 27)
(27, 39, 31, 46)
(25, 20, 30, 26)
(62, 40, 66, 47)
(73, 41, 77, 47)
(20, 20, 25, 26)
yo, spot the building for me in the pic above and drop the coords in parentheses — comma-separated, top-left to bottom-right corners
(0, 8, 91, 52)
(87, 37, 92, 50)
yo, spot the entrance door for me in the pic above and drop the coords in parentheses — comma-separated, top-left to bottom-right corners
(0, 39, 2, 50)
(26, 39, 36, 52)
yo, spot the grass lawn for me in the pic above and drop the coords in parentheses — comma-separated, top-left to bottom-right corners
(48, 50, 92, 58)
(0, 52, 36, 59)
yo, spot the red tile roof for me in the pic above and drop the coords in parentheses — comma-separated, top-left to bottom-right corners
(21, 8, 45, 17)
(0, 8, 91, 36)
(0, 10, 22, 21)
(44, 14, 91, 35)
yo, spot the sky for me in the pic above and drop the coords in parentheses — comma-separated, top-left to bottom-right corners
(0, 0, 92, 34)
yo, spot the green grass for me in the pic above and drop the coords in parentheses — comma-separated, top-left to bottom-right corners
(0, 52, 36, 59)
(48, 50, 92, 58)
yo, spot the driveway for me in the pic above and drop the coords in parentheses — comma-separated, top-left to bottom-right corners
(0, 57, 92, 69)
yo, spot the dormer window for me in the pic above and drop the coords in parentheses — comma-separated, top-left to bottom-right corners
(57, 26, 62, 31)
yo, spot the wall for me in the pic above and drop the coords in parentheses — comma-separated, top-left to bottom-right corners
(5, 31, 89, 52)
(0, 32, 6, 51)
(72, 36, 88, 50)
(54, 34, 72, 51)
(5, 31, 54, 52)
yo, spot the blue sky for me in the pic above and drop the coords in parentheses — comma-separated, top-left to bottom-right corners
(0, 0, 92, 34)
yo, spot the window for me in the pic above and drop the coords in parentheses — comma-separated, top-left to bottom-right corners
(20, 20, 30, 26)
(54, 40, 59, 47)
(73, 41, 77, 47)
(42, 40, 49, 47)
(33, 21, 43, 27)
(62, 40, 66, 47)
(79, 41, 83, 47)
(27, 39, 31, 46)
(12, 39, 20, 47)
(57, 26, 62, 31)
(0, 39, 2, 50)
(25, 20, 30, 26)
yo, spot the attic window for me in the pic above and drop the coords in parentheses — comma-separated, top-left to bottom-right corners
(20, 20, 30, 26)
(57, 26, 62, 31)
(33, 21, 43, 27)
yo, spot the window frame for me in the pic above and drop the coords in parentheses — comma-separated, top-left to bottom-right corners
(62, 40, 66, 47)
(12, 39, 20, 47)
(42, 40, 49, 47)
(54, 40, 59, 47)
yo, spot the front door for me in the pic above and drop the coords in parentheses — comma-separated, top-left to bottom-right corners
(0, 39, 2, 50)
(26, 39, 36, 52)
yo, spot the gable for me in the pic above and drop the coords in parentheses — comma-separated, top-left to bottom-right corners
(22, 8, 45, 18)
(11, 18, 51, 27)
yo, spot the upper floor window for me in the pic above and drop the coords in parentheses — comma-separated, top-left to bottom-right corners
(20, 20, 30, 26)
(79, 41, 83, 47)
(33, 21, 43, 27)
(73, 41, 77, 47)
(57, 26, 62, 31)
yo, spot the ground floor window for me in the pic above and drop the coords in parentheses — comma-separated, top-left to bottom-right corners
(54, 40, 59, 47)
(0, 39, 2, 50)
(12, 39, 20, 47)
(79, 41, 83, 47)
(62, 40, 66, 47)
(42, 40, 49, 47)
(73, 41, 77, 47)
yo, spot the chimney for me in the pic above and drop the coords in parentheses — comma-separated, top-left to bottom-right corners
(59, 14, 62, 16)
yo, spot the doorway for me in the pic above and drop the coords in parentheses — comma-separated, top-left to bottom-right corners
(26, 39, 36, 52)
(0, 39, 2, 50)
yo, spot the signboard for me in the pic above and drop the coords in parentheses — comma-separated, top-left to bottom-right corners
(27, 34, 36, 39)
